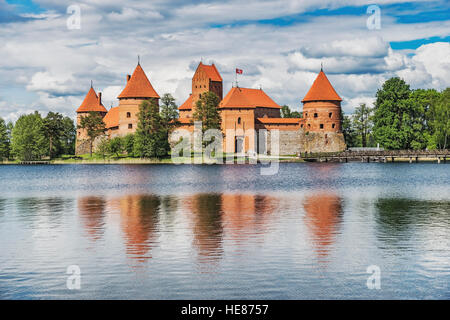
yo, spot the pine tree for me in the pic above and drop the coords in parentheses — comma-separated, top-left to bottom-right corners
(192, 91, 221, 132)
(134, 99, 170, 158)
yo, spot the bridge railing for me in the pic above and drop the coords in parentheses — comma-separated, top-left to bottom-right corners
(301, 150, 449, 158)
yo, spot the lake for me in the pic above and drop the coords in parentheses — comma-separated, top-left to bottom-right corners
(0, 163, 449, 299)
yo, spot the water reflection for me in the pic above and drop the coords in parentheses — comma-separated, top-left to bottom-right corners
(221, 194, 278, 242)
(15, 197, 70, 228)
(115, 195, 161, 262)
(375, 198, 450, 245)
(184, 194, 224, 264)
(78, 197, 106, 241)
(303, 193, 343, 260)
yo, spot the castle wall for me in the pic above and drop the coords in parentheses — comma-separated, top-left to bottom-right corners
(117, 97, 159, 136)
(266, 129, 346, 155)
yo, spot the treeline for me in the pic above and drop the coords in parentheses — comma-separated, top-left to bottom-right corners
(343, 78, 449, 150)
(0, 111, 76, 161)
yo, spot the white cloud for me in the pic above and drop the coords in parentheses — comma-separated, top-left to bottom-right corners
(0, 0, 448, 123)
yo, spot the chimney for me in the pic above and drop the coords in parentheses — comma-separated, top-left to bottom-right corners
(98, 92, 102, 105)
(127, 75, 131, 82)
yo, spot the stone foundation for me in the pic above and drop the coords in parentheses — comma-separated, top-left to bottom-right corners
(266, 129, 346, 155)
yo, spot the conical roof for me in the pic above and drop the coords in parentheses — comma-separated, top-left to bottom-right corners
(118, 64, 160, 99)
(76, 87, 107, 113)
(302, 70, 342, 103)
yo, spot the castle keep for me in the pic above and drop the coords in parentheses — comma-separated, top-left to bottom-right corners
(76, 62, 346, 156)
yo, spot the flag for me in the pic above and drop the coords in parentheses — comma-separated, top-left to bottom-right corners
(236, 68, 243, 74)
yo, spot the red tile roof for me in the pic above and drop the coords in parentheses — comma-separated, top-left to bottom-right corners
(197, 62, 222, 82)
(257, 118, 301, 124)
(103, 107, 119, 129)
(118, 64, 160, 99)
(179, 95, 193, 110)
(220, 87, 281, 109)
(302, 70, 342, 102)
(76, 87, 107, 113)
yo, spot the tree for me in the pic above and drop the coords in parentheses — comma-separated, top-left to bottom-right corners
(59, 117, 76, 156)
(11, 111, 47, 161)
(341, 113, 358, 148)
(78, 112, 106, 156)
(353, 103, 374, 147)
(96, 137, 110, 159)
(192, 91, 221, 133)
(134, 99, 170, 158)
(123, 134, 135, 157)
(373, 77, 424, 150)
(43, 112, 64, 159)
(160, 93, 179, 127)
(0, 117, 10, 160)
(281, 105, 301, 118)
(426, 88, 449, 149)
(109, 137, 124, 158)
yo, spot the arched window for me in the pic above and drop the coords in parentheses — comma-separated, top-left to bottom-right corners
(237, 117, 241, 124)
(332, 123, 336, 129)
(127, 112, 131, 118)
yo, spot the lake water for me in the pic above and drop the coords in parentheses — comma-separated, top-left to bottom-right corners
(0, 163, 449, 299)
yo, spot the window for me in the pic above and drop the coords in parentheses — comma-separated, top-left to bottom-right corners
(332, 123, 335, 129)
(308, 124, 311, 128)
(128, 124, 133, 129)
(127, 112, 131, 118)
(314, 113, 318, 118)
(237, 117, 241, 124)
(329, 112, 332, 118)
(301, 124, 304, 128)
(320, 124, 324, 129)
(305, 113, 308, 117)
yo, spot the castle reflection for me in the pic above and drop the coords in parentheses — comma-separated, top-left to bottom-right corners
(303, 193, 343, 259)
(78, 197, 106, 242)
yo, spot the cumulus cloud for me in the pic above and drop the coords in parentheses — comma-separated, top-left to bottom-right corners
(0, 0, 448, 122)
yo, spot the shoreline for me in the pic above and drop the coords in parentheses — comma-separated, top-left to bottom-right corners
(0, 157, 447, 165)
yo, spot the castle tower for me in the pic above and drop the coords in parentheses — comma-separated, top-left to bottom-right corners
(117, 62, 160, 134)
(75, 85, 107, 154)
(179, 62, 223, 118)
(302, 69, 342, 133)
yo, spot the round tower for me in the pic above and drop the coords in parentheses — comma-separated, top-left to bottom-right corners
(301, 69, 342, 133)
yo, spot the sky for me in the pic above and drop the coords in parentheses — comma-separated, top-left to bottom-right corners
(0, 0, 449, 122)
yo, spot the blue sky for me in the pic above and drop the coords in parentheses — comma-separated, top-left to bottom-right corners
(0, 0, 449, 121)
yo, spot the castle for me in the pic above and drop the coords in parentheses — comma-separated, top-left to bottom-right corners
(76, 61, 346, 155)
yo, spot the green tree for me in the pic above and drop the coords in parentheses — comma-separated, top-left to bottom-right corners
(109, 137, 124, 157)
(160, 93, 179, 127)
(0, 117, 10, 160)
(373, 77, 424, 149)
(134, 99, 170, 158)
(11, 111, 47, 161)
(426, 88, 449, 149)
(123, 134, 135, 157)
(78, 112, 106, 156)
(43, 112, 64, 159)
(96, 137, 110, 159)
(353, 103, 374, 147)
(281, 105, 301, 118)
(341, 113, 358, 148)
(192, 91, 221, 133)
(59, 117, 76, 156)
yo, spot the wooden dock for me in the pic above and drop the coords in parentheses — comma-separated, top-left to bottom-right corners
(302, 150, 449, 163)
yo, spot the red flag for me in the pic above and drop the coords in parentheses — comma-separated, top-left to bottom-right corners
(236, 68, 243, 74)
